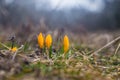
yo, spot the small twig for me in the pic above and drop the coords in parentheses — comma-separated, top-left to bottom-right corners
(12, 45, 24, 61)
(18, 54, 28, 59)
(90, 36, 120, 57)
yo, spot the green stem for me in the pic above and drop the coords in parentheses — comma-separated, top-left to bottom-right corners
(11, 41, 14, 49)
(49, 46, 52, 58)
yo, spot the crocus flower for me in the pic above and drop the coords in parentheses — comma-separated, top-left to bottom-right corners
(63, 35, 69, 53)
(45, 34, 52, 49)
(38, 33, 44, 48)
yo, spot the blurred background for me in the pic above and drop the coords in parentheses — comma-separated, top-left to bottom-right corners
(0, 0, 120, 30)
(0, 0, 120, 46)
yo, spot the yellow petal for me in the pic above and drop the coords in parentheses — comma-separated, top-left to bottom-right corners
(10, 47, 18, 52)
(38, 33, 44, 48)
(63, 35, 69, 53)
(45, 34, 52, 49)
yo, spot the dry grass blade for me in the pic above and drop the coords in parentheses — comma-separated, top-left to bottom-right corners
(90, 36, 120, 57)
(114, 43, 120, 56)
(0, 42, 10, 50)
(12, 45, 24, 61)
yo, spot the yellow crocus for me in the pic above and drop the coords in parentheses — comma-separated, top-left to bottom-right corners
(10, 47, 18, 52)
(38, 33, 44, 48)
(45, 34, 52, 49)
(63, 35, 69, 53)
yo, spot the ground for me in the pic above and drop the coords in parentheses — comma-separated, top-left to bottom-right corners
(0, 26, 120, 80)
